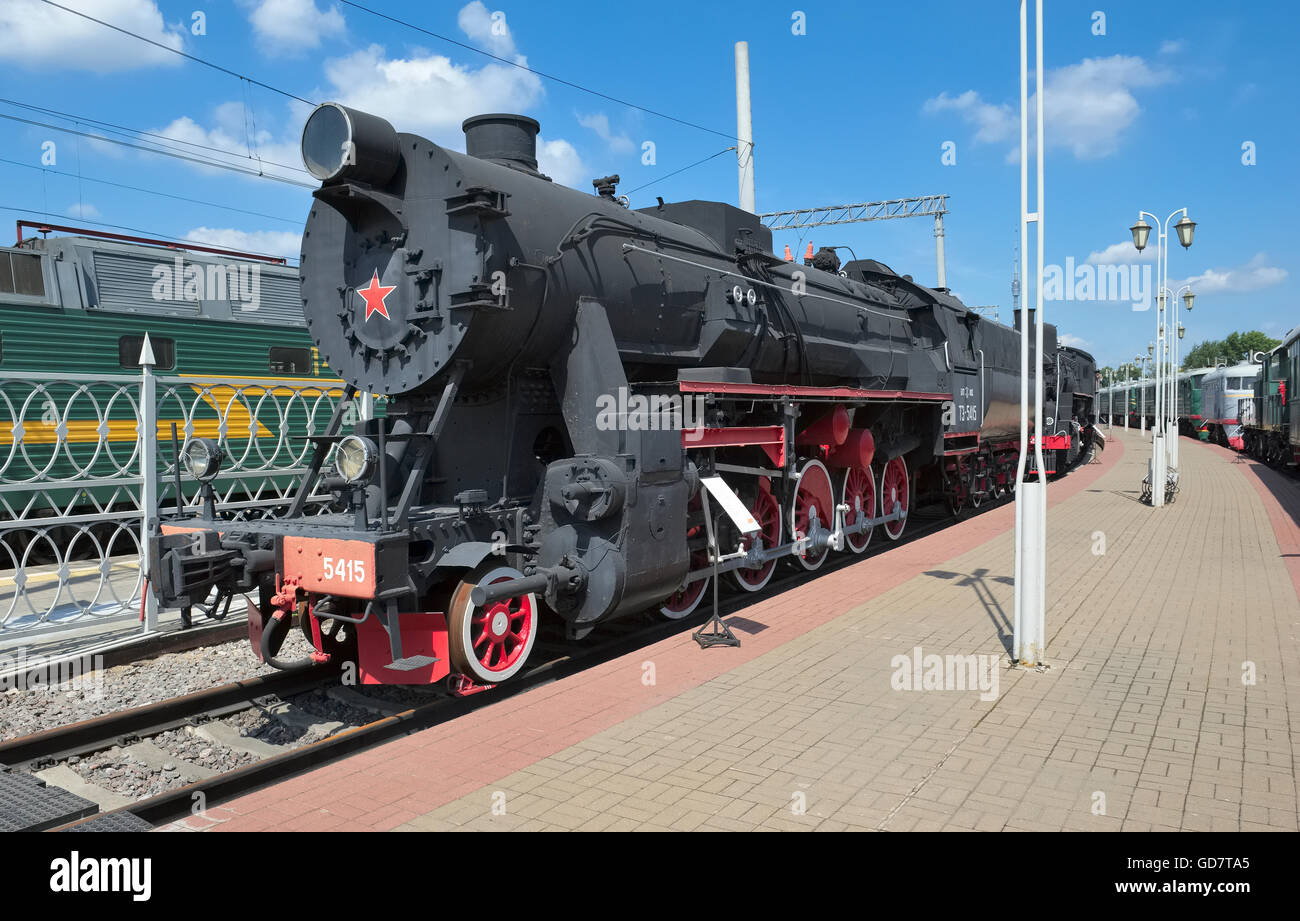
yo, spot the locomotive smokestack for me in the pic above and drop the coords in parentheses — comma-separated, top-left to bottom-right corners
(462, 113, 541, 172)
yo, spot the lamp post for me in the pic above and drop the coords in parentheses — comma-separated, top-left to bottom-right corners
(1130, 209, 1195, 507)
(1162, 285, 1194, 470)
(1106, 367, 1119, 430)
(1123, 368, 1129, 429)
(1137, 352, 1152, 432)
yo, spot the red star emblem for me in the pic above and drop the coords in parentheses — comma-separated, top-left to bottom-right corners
(357, 269, 395, 321)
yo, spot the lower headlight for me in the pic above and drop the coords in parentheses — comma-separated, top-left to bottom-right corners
(181, 438, 223, 482)
(336, 435, 379, 484)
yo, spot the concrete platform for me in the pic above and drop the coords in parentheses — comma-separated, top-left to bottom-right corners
(177, 428, 1300, 832)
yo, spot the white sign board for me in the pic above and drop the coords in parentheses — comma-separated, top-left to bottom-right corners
(701, 475, 760, 535)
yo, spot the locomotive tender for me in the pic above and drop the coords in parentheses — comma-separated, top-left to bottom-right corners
(149, 104, 1098, 686)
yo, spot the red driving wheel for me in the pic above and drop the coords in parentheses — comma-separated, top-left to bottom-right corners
(840, 465, 875, 554)
(880, 456, 909, 541)
(729, 477, 783, 592)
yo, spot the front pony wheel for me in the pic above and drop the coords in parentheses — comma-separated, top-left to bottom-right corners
(447, 565, 539, 684)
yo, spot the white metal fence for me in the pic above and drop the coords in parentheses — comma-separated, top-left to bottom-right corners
(0, 366, 359, 636)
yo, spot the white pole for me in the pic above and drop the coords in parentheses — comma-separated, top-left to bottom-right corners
(1159, 219, 1170, 507)
(1013, 0, 1028, 662)
(734, 41, 756, 214)
(138, 333, 159, 633)
(934, 212, 947, 289)
(1032, 0, 1046, 642)
(1014, 0, 1046, 667)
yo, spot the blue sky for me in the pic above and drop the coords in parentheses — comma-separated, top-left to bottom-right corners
(2, 0, 1296, 370)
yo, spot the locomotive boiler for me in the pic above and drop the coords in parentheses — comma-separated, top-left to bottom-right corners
(149, 103, 1097, 687)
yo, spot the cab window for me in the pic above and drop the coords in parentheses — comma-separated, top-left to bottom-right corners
(269, 347, 311, 374)
(119, 335, 176, 370)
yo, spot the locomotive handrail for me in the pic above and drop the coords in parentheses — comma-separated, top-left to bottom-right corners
(619, 242, 914, 325)
(284, 384, 358, 520)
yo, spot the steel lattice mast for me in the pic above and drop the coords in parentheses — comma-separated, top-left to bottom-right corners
(759, 195, 950, 289)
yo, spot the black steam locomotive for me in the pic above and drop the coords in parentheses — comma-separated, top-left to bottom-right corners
(150, 104, 1098, 687)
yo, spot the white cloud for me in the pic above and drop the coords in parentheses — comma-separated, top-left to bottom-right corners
(321, 44, 543, 141)
(0, 0, 185, 73)
(922, 91, 1016, 145)
(925, 55, 1171, 161)
(152, 103, 306, 183)
(577, 112, 635, 154)
(1159, 39, 1184, 55)
(1086, 240, 1157, 265)
(239, 0, 344, 54)
(538, 138, 587, 189)
(185, 227, 302, 261)
(318, 2, 546, 143)
(1046, 55, 1171, 159)
(1172, 254, 1288, 295)
(1059, 333, 1090, 349)
(66, 202, 100, 219)
(457, 0, 515, 56)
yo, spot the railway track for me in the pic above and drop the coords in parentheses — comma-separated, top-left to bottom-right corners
(0, 664, 339, 771)
(28, 491, 1005, 831)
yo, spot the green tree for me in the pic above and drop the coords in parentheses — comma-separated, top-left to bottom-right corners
(1182, 330, 1280, 369)
(1100, 362, 1142, 382)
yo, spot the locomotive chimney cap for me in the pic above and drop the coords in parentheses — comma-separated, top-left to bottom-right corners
(462, 113, 541, 171)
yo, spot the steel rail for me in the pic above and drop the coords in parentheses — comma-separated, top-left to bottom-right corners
(0, 663, 338, 769)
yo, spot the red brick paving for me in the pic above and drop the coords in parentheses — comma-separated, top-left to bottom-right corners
(196, 439, 1122, 832)
(1201, 441, 1300, 602)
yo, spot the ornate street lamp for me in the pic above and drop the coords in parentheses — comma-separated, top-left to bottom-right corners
(1130, 218, 1152, 252)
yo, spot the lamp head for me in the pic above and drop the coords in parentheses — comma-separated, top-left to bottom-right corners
(1130, 218, 1152, 252)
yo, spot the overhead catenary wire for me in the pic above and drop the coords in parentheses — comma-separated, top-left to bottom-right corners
(0, 97, 313, 176)
(338, 0, 740, 143)
(624, 147, 736, 196)
(0, 113, 316, 189)
(38, 0, 315, 107)
(0, 157, 301, 224)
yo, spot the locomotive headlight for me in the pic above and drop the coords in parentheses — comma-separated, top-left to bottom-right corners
(301, 103, 400, 186)
(181, 438, 223, 482)
(335, 435, 379, 485)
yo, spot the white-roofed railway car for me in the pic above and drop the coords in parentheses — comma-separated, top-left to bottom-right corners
(1199, 362, 1257, 449)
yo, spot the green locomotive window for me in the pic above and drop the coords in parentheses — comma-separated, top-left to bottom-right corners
(269, 347, 311, 374)
(0, 251, 45, 297)
(119, 335, 175, 370)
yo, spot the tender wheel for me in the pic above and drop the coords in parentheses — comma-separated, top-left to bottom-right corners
(789, 458, 834, 570)
(840, 465, 875, 554)
(729, 478, 783, 592)
(881, 455, 909, 541)
(660, 496, 711, 619)
(447, 565, 539, 683)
